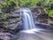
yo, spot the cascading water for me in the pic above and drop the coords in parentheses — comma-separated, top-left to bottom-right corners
(20, 8, 43, 33)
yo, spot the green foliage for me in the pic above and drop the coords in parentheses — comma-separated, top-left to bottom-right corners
(39, 0, 50, 8)
(31, 0, 39, 6)
(0, 0, 40, 20)
(48, 10, 53, 18)
(2, 13, 7, 20)
(0, 0, 19, 9)
(0, 0, 40, 8)
(0, 0, 53, 19)
(19, 0, 40, 7)
(39, 0, 53, 18)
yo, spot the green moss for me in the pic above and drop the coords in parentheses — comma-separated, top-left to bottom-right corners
(12, 18, 20, 21)
(2, 13, 7, 20)
(15, 18, 20, 21)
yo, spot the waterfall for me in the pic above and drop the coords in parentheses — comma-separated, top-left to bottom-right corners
(20, 8, 43, 33)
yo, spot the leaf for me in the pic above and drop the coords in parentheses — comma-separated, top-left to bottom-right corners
(48, 10, 53, 18)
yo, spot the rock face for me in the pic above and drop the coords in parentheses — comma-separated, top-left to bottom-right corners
(0, 32, 14, 40)
(0, 9, 21, 40)
(6, 11, 20, 30)
(0, 0, 5, 4)
(0, 0, 21, 33)
(0, 12, 21, 31)
(31, 6, 53, 28)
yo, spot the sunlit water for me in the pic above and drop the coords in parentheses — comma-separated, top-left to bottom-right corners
(20, 8, 43, 34)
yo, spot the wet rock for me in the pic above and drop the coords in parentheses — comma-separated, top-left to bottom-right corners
(31, 6, 53, 28)
(0, 0, 5, 4)
(36, 14, 48, 23)
(0, 32, 14, 40)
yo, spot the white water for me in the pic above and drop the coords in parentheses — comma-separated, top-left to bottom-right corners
(20, 8, 43, 33)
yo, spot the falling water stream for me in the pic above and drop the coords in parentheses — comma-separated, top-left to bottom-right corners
(20, 8, 43, 33)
